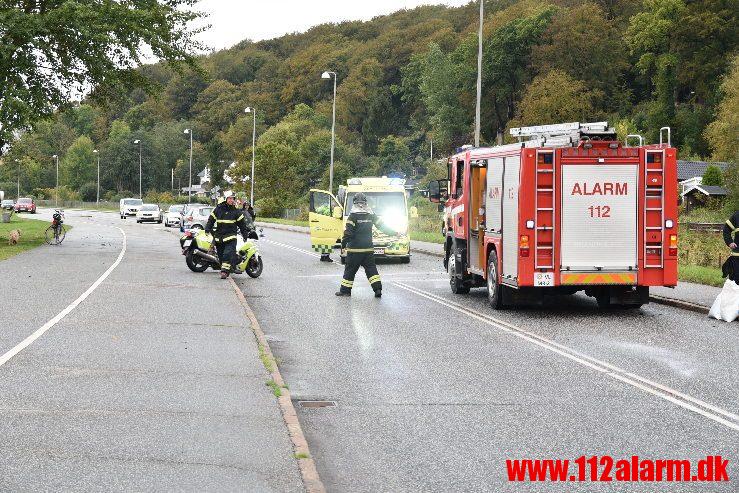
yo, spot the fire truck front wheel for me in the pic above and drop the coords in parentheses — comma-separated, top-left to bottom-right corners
(448, 245, 470, 295)
(487, 252, 505, 309)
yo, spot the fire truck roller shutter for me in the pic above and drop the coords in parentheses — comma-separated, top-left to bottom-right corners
(560, 164, 638, 272)
(502, 155, 521, 281)
(486, 157, 504, 234)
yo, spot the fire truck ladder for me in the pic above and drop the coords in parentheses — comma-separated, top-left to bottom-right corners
(535, 150, 555, 270)
(510, 121, 614, 144)
(644, 149, 666, 269)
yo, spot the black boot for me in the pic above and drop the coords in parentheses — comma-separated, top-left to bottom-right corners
(335, 291, 351, 297)
(321, 255, 334, 263)
(374, 290, 382, 298)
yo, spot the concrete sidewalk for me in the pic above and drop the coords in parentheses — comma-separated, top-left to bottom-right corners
(0, 210, 304, 491)
(256, 221, 721, 311)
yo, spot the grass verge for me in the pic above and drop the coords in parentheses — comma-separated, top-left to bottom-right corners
(678, 264, 725, 287)
(259, 217, 309, 227)
(411, 231, 444, 244)
(0, 215, 61, 261)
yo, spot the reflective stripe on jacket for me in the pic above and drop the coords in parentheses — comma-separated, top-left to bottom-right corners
(205, 202, 249, 241)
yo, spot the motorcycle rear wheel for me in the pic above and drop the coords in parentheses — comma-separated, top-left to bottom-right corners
(245, 256, 263, 278)
(185, 249, 209, 272)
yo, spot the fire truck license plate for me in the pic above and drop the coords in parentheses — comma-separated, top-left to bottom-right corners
(374, 247, 384, 255)
(534, 272, 554, 287)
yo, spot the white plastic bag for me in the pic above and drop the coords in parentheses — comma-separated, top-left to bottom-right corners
(708, 279, 739, 322)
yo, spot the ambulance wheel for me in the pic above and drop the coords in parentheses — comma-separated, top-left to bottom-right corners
(487, 252, 504, 309)
(448, 248, 469, 295)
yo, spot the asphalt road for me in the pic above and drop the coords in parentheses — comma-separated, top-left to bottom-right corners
(0, 209, 302, 492)
(243, 227, 738, 492)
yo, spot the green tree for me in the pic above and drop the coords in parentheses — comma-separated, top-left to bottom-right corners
(625, 0, 686, 136)
(377, 135, 412, 175)
(701, 165, 724, 186)
(478, 7, 557, 143)
(418, 43, 470, 151)
(509, 70, 596, 129)
(705, 54, 739, 163)
(62, 135, 95, 190)
(532, 3, 628, 112)
(0, 0, 204, 152)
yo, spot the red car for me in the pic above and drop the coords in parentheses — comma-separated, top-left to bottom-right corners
(14, 197, 36, 213)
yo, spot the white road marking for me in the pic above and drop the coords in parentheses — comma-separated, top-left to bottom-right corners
(394, 282, 739, 432)
(0, 227, 127, 368)
(263, 239, 322, 258)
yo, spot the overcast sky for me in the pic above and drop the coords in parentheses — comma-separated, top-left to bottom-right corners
(193, 0, 471, 51)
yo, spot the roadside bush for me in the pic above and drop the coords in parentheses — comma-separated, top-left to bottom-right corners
(79, 182, 97, 202)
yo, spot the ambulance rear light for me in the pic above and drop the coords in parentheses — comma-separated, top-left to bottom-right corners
(519, 235, 530, 257)
(669, 234, 678, 256)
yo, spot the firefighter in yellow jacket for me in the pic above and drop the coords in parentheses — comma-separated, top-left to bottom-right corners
(336, 193, 396, 298)
(205, 191, 250, 279)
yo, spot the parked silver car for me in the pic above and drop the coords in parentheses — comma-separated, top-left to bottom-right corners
(136, 204, 163, 223)
(183, 205, 213, 230)
(179, 203, 209, 231)
(164, 204, 184, 227)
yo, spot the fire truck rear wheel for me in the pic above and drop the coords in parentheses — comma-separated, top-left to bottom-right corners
(448, 249, 470, 295)
(487, 252, 505, 309)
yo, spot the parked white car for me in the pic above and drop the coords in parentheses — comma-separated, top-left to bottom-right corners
(136, 204, 163, 223)
(120, 198, 143, 219)
(164, 204, 185, 227)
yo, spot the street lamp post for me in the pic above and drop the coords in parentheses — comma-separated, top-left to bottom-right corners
(184, 129, 193, 203)
(133, 139, 142, 199)
(475, 0, 483, 147)
(52, 155, 59, 208)
(14, 158, 20, 199)
(321, 71, 337, 193)
(93, 149, 100, 206)
(244, 107, 257, 206)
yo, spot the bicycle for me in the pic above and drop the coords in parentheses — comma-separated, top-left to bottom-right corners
(45, 209, 67, 245)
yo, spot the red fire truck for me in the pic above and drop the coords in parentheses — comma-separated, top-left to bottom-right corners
(428, 122, 678, 309)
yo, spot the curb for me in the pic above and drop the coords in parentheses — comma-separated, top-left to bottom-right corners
(256, 222, 446, 258)
(648, 294, 709, 314)
(229, 278, 326, 493)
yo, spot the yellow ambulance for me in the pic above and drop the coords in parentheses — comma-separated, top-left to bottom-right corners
(309, 177, 417, 264)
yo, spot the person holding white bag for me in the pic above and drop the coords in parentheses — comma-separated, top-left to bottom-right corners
(708, 210, 739, 322)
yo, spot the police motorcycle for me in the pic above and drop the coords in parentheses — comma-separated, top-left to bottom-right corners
(180, 228, 263, 277)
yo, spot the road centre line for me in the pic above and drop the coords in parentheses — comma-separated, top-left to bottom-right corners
(263, 239, 322, 258)
(393, 282, 739, 432)
(0, 227, 127, 369)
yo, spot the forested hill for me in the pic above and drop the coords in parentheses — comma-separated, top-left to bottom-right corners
(2, 0, 737, 214)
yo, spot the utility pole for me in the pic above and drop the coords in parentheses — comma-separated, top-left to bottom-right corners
(14, 158, 20, 198)
(133, 139, 142, 198)
(245, 107, 257, 206)
(93, 149, 100, 206)
(52, 155, 59, 208)
(184, 129, 193, 203)
(475, 0, 484, 147)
